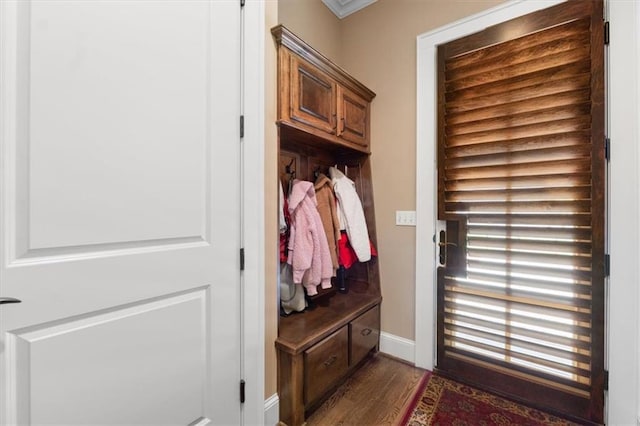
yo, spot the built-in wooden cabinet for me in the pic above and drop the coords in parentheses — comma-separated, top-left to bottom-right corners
(274, 25, 375, 154)
(273, 25, 381, 426)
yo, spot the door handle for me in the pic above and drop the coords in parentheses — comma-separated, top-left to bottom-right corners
(438, 230, 451, 265)
(0, 297, 22, 305)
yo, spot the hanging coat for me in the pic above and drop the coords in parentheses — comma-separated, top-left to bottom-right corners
(329, 167, 371, 262)
(287, 180, 333, 296)
(314, 173, 341, 274)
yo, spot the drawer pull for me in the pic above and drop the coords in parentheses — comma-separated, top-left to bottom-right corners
(324, 355, 338, 367)
(361, 328, 372, 336)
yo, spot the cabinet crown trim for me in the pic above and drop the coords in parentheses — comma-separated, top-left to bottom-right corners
(271, 25, 376, 101)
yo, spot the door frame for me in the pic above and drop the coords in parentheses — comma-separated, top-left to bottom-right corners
(241, 1, 266, 424)
(415, 0, 640, 424)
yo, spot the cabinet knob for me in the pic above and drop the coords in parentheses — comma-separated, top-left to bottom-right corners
(323, 355, 337, 367)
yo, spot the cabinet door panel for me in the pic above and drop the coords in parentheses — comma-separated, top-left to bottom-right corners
(303, 327, 348, 405)
(350, 306, 380, 365)
(290, 56, 336, 134)
(338, 85, 369, 148)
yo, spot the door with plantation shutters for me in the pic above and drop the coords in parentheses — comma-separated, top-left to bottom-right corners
(436, 1, 605, 423)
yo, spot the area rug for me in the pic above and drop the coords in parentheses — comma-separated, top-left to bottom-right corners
(400, 373, 580, 426)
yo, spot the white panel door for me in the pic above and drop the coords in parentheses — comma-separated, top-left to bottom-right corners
(0, 1, 242, 425)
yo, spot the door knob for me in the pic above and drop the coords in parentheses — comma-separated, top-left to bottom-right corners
(0, 297, 22, 305)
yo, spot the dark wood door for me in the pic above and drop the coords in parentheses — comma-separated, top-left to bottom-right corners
(436, 1, 605, 424)
(290, 55, 336, 135)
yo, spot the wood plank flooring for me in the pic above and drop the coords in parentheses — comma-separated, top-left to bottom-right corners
(305, 354, 426, 426)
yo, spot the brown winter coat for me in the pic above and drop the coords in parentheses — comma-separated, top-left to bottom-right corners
(314, 173, 341, 273)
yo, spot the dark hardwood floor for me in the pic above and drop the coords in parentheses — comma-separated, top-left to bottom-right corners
(304, 353, 426, 426)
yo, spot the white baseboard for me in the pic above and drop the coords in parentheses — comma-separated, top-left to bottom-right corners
(379, 332, 415, 364)
(264, 393, 279, 426)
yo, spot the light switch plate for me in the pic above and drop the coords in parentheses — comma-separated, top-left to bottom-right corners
(395, 210, 416, 226)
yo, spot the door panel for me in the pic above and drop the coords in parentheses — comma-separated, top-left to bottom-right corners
(290, 55, 336, 134)
(0, 1, 241, 424)
(19, 290, 207, 425)
(337, 85, 368, 147)
(436, 1, 605, 423)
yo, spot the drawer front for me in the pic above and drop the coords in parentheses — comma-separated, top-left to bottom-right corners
(350, 306, 380, 365)
(304, 326, 349, 405)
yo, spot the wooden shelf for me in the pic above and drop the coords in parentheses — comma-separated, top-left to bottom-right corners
(278, 121, 370, 156)
(277, 290, 382, 355)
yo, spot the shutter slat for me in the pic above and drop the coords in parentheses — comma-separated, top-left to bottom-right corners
(446, 277, 592, 309)
(466, 237, 592, 257)
(446, 75, 591, 112)
(466, 261, 592, 286)
(446, 173, 592, 192)
(446, 62, 591, 104)
(447, 32, 591, 81)
(443, 290, 592, 327)
(466, 221, 592, 238)
(445, 200, 591, 215)
(444, 316, 591, 352)
(446, 131, 590, 158)
(467, 214, 592, 227)
(445, 89, 591, 124)
(443, 336, 592, 382)
(446, 46, 590, 92)
(445, 158, 591, 180)
(467, 248, 593, 268)
(446, 144, 592, 169)
(446, 116, 591, 147)
(445, 18, 591, 70)
(447, 186, 592, 203)
(444, 325, 592, 367)
(447, 105, 592, 137)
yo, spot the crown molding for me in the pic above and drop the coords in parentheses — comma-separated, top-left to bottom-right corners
(321, 0, 377, 19)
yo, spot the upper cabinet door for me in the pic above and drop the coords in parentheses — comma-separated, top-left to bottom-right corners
(272, 25, 375, 154)
(290, 55, 337, 135)
(337, 85, 370, 148)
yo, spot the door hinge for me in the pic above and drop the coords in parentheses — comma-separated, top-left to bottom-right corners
(604, 21, 610, 45)
(605, 137, 610, 161)
(240, 248, 245, 271)
(603, 370, 609, 390)
(240, 379, 246, 403)
(240, 115, 245, 138)
(604, 254, 610, 277)
(240, 0, 245, 7)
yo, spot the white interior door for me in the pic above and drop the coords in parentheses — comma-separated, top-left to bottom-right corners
(0, 1, 242, 424)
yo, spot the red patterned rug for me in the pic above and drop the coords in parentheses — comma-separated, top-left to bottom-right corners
(400, 373, 580, 426)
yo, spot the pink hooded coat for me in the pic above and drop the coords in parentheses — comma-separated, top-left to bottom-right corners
(287, 180, 334, 296)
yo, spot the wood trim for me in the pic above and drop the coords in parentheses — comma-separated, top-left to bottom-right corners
(271, 25, 376, 101)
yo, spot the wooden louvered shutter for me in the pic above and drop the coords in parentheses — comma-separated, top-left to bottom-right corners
(436, 1, 605, 423)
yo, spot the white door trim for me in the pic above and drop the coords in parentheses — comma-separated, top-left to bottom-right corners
(607, 1, 640, 424)
(241, 1, 265, 425)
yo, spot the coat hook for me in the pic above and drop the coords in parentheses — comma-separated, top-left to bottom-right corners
(285, 158, 295, 175)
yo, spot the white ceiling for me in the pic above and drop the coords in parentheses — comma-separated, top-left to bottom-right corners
(321, 0, 378, 19)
